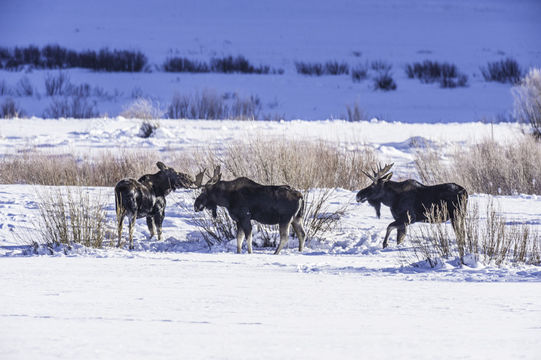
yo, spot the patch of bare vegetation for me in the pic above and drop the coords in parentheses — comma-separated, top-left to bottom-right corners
(27, 187, 112, 253)
(0, 150, 194, 186)
(410, 199, 540, 268)
(415, 137, 541, 195)
(513, 68, 541, 138)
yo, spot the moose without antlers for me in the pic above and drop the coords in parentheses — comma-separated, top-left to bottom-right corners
(356, 163, 468, 248)
(115, 162, 204, 249)
(194, 166, 306, 255)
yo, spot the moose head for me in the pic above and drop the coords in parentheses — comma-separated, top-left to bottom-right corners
(141, 162, 205, 196)
(356, 163, 394, 218)
(194, 165, 222, 217)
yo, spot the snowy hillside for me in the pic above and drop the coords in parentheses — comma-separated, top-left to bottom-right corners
(1, 119, 541, 359)
(1, 0, 540, 121)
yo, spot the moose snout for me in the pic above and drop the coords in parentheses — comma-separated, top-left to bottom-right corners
(356, 192, 367, 203)
(194, 202, 205, 212)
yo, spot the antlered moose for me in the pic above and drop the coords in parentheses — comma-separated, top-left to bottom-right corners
(115, 162, 204, 249)
(194, 166, 306, 254)
(356, 163, 468, 248)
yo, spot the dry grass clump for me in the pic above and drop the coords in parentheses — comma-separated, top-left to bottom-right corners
(207, 138, 377, 191)
(415, 136, 541, 195)
(120, 98, 164, 119)
(29, 187, 111, 252)
(410, 199, 540, 268)
(0, 150, 184, 186)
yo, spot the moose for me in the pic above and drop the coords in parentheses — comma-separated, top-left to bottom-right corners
(194, 166, 306, 255)
(115, 162, 204, 249)
(356, 163, 468, 248)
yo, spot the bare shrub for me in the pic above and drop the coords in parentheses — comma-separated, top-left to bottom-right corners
(138, 120, 160, 138)
(295, 61, 349, 76)
(210, 55, 277, 74)
(481, 58, 522, 84)
(163, 55, 280, 74)
(512, 68, 541, 138)
(0, 79, 12, 95)
(163, 57, 210, 73)
(345, 102, 366, 122)
(351, 63, 368, 82)
(217, 138, 377, 190)
(43, 95, 98, 118)
(0, 150, 166, 186)
(325, 61, 349, 75)
(230, 94, 261, 120)
(411, 199, 540, 267)
(167, 91, 261, 120)
(373, 71, 397, 91)
(1, 98, 25, 118)
(414, 137, 541, 195)
(121, 98, 164, 119)
(31, 187, 109, 251)
(44, 72, 70, 96)
(180, 90, 227, 119)
(405, 60, 468, 88)
(66, 83, 91, 97)
(295, 61, 324, 76)
(15, 76, 34, 96)
(187, 205, 237, 249)
(370, 60, 392, 72)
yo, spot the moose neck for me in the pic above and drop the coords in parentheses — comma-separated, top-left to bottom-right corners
(209, 182, 230, 208)
(151, 173, 174, 197)
(380, 181, 400, 207)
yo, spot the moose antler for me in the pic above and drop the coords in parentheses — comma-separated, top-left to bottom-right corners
(361, 163, 394, 182)
(205, 165, 221, 186)
(375, 163, 394, 179)
(189, 169, 206, 188)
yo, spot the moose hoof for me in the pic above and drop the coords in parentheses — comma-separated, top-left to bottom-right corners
(382, 242, 388, 249)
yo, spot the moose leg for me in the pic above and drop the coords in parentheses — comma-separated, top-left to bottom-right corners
(154, 211, 164, 241)
(397, 225, 407, 245)
(236, 222, 245, 254)
(383, 220, 404, 249)
(291, 219, 306, 252)
(242, 220, 253, 254)
(128, 217, 135, 250)
(146, 216, 156, 239)
(116, 213, 125, 248)
(128, 211, 137, 250)
(275, 222, 291, 255)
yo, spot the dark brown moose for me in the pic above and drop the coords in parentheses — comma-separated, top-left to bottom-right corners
(356, 163, 468, 248)
(194, 166, 306, 254)
(115, 162, 204, 249)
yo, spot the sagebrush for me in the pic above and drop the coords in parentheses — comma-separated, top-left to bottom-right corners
(414, 137, 541, 195)
(512, 68, 541, 138)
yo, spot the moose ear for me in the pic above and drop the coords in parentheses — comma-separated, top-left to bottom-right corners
(156, 162, 167, 171)
(381, 172, 393, 182)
